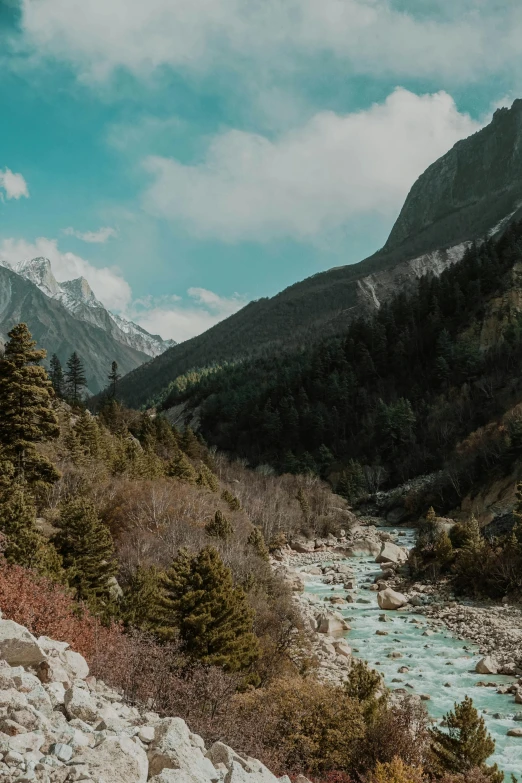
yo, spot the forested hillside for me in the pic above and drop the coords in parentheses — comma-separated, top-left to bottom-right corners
(161, 222, 522, 511)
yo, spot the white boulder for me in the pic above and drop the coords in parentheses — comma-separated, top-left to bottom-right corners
(476, 656, 499, 675)
(377, 588, 409, 610)
(375, 542, 409, 565)
(73, 734, 148, 783)
(148, 717, 219, 781)
(0, 620, 47, 667)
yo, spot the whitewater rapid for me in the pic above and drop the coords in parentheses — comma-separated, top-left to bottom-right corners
(302, 529, 522, 780)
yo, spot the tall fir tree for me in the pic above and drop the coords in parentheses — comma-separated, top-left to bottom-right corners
(65, 352, 87, 406)
(159, 546, 259, 671)
(196, 463, 219, 492)
(205, 510, 234, 540)
(166, 449, 197, 483)
(121, 565, 163, 632)
(53, 498, 117, 604)
(0, 324, 60, 486)
(49, 354, 65, 398)
(429, 696, 502, 781)
(108, 360, 120, 399)
(247, 526, 269, 561)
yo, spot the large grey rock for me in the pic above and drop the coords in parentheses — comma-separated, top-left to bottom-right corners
(64, 685, 99, 723)
(377, 588, 409, 610)
(0, 620, 47, 667)
(148, 717, 219, 781)
(475, 656, 499, 675)
(63, 649, 89, 680)
(315, 612, 350, 637)
(375, 542, 408, 565)
(73, 734, 148, 782)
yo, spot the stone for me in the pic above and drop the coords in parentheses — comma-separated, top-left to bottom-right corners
(315, 612, 350, 637)
(45, 682, 66, 708)
(0, 620, 47, 667)
(475, 656, 499, 675)
(50, 743, 73, 762)
(63, 650, 89, 680)
(148, 717, 219, 781)
(36, 659, 71, 688)
(73, 734, 148, 782)
(64, 686, 99, 723)
(507, 728, 522, 737)
(377, 588, 409, 610)
(375, 542, 408, 565)
(138, 725, 156, 743)
(333, 641, 351, 658)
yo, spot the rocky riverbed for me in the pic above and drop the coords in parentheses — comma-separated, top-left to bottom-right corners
(273, 522, 522, 780)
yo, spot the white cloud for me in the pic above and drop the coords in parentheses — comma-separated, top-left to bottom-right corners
(62, 226, 118, 243)
(18, 0, 522, 85)
(0, 168, 29, 200)
(0, 237, 131, 311)
(142, 88, 482, 242)
(130, 288, 247, 342)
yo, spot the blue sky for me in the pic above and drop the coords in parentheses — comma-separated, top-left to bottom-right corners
(0, 0, 520, 341)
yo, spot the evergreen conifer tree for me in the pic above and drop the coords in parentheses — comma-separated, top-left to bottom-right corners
(205, 510, 233, 540)
(221, 489, 241, 511)
(53, 498, 117, 604)
(121, 565, 163, 632)
(247, 526, 269, 561)
(0, 324, 59, 486)
(430, 696, 502, 781)
(196, 463, 219, 492)
(0, 485, 63, 576)
(166, 450, 197, 483)
(49, 354, 65, 398)
(108, 360, 120, 399)
(160, 546, 259, 670)
(65, 352, 87, 406)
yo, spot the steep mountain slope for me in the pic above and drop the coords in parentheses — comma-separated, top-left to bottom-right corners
(0, 265, 149, 393)
(116, 100, 522, 409)
(2, 258, 176, 359)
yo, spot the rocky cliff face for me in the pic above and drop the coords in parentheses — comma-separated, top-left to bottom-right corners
(384, 100, 522, 259)
(0, 616, 289, 783)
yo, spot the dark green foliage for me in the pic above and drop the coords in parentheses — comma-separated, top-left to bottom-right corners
(49, 354, 65, 398)
(337, 460, 366, 503)
(430, 696, 502, 781)
(158, 225, 522, 491)
(159, 546, 259, 671)
(221, 489, 241, 511)
(121, 565, 163, 632)
(0, 485, 61, 576)
(108, 360, 120, 399)
(345, 659, 382, 703)
(196, 463, 219, 492)
(65, 352, 87, 406)
(166, 450, 197, 483)
(205, 510, 234, 540)
(53, 498, 117, 604)
(247, 526, 269, 561)
(0, 324, 60, 487)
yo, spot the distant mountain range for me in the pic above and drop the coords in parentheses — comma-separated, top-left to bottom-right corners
(115, 99, 522, 409)
(0, 257, 175, 393)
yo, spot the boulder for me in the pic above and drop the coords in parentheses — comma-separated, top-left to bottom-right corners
(73, 734, 148, 782)
(507, 728, 522, 737)
(333, 640, 352, 659)
(64, 685, 99, 723)
(148, 717, 219, 781)
(377, 588, 409, 610)
(375, 542, 408, 565)
(315, 612, 350, 637)
(63, 649, 89, 680)
(475, 657, 499, 675)
(0, 620, 47, 667)
(289, 538, 315, 554)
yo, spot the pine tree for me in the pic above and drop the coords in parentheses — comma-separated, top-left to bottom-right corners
(221, 489, 241, 511)
(65, 352, 87, 406)
(196, 463, 219, 492)
(247, 526, 269, 561)
(0, 324, 60, 486)
(295, 488, 310, 525)
(49, 354, 65, 398)
(108, 360, 120, 399)
(430, 696, 502, 781)
(70, 410, 101, 463)
(159, 546, 259, 670)
(166, 450, 197, 483)
(205, 510, 234, 540)
(121, 565, 163, 632)
(53, 498, 117, 604)
(0, 485, 63, 577)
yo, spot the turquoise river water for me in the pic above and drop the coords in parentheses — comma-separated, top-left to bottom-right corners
(301, 529, 522, 780)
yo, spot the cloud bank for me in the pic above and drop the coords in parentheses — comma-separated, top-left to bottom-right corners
(143, 89, 481, 242)
(62, 226, 118, 243)
(0, 168, 29, 200)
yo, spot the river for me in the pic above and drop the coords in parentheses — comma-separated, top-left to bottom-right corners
(301, 528, 522, 780)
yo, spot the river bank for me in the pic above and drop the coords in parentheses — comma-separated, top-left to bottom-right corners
(272, 522, 522, 779)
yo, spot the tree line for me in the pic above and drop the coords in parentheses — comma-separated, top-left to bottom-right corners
(49, 352, 121, 405)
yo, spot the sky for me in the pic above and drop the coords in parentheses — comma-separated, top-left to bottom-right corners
(0, 0, 520, 341)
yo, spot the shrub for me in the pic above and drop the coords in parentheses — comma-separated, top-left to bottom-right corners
(368, 757, 425, 783)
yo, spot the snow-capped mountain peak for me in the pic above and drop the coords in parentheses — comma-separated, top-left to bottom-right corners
(0, 256, 176, 358)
